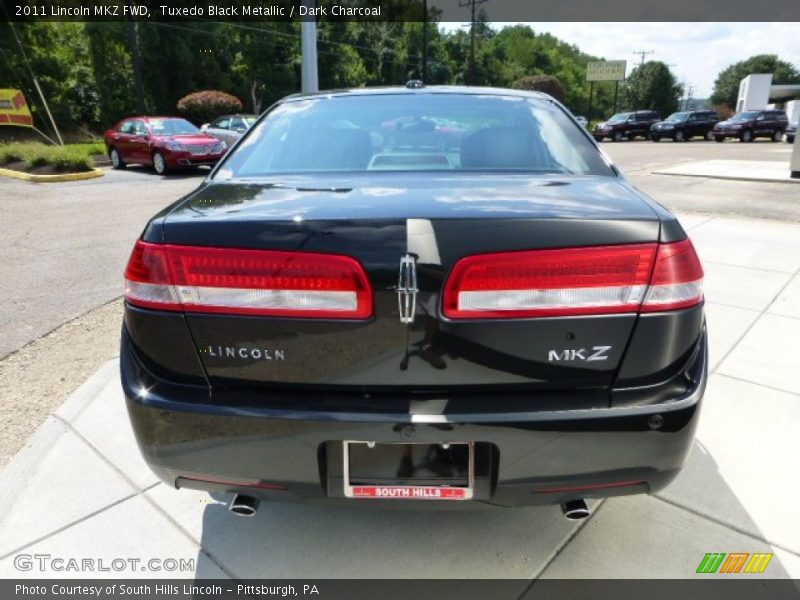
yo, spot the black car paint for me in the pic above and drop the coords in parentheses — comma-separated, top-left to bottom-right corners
(713, 109, 789, 142)
(650, 111, 720, 142)
(122, 87, 706, 507)
(593, 111, 660, 142)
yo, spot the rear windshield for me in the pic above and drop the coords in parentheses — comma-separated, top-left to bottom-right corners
(215, 94, 615, 178)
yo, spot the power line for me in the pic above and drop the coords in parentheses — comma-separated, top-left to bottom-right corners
(149, 21, 446, 71)
(0, 16, 63, 144)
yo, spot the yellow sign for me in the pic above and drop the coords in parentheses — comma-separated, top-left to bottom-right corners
(0, 89, 33, 128)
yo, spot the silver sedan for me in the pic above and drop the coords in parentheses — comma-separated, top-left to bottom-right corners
(201, 114, 257, 147)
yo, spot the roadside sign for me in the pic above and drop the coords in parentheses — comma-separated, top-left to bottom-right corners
(0, 89, 33, 127)
(587, 61, 627, 82)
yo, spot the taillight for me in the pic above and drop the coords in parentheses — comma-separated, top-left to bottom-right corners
(640, 239, 704, 312)
(442, 240, 702, 319)
(124, 241, 372, 319)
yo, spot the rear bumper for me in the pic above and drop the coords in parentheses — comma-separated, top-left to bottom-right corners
(121, 329, 706, 508)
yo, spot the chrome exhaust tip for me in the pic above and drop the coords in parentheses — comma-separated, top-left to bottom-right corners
(229, 494, 259, 517)
(561, 499, 590, 520)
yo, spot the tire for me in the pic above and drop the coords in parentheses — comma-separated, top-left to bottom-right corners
(152, 151, 168, 175)
(612, 131, 623, 142)
(739, 129, 753, 143)
(651, 136, 661, 142)
(705, 130, 714, 141)
(715, 136, 725, 143)
(787, 135, 796, 144)
(673, 130, 685, 142)
(772, 130, 783, 142)
(109, 147, 125, 169)
(594, 136, 604, 142)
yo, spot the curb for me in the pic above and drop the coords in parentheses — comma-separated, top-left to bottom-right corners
(653, 170, 800, 185)
(0, 166, 105, 183)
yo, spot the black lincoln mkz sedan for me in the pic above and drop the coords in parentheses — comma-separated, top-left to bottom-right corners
(122, 85, 706, 518)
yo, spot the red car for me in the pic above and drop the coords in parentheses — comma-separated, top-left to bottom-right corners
(104, 116, 227, 175)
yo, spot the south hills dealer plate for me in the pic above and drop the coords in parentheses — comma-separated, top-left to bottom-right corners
(342, 441, 474, 501)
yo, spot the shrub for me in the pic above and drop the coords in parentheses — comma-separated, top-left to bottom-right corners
(177, 90, 243, 126)
(0, 142, 95, 172)
(511, 75, 566, 103)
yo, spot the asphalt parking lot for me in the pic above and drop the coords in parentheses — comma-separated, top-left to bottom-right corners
(1, 140, 800, 582)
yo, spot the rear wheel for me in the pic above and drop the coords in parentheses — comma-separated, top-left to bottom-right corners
(109, 147, 125, 169)
(153, 152, 168, 175)
(772, 130, 783, 142)
(651, 136, 661, 142)
(612, 131, 623, 142)
(715, 136, 725, 143)
(739, 129, 753, 143)
(705, 130, 714, 141)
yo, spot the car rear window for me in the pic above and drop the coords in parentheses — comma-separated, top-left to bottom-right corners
(215, 94, 615, 179)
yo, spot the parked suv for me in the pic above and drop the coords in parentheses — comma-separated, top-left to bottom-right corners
(650, 110, 720, 142)
(593, 110, 660, 142)
(713, 109, 788, 143)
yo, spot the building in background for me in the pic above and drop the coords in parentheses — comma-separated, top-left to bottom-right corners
(737, 74, 800, 122)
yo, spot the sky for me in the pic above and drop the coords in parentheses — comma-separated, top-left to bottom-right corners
(442, 22, 800, 98)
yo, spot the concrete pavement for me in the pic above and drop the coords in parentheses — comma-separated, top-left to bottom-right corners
(1, 212, 799, 581)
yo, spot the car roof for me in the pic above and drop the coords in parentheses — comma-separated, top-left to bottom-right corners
(281, 85, 552, 103)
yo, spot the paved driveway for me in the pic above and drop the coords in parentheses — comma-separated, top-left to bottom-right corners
(0, 167, 203, 359)
(1, 213, 799, 581)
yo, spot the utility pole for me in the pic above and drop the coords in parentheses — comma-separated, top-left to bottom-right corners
(459, 0, 488, 85)
(632, 50, 654, 67)
(300, 0, 319, 93)
(683, 84, 695, 110)
(126, 2, 146, 115)
(421, 0, 428, 82)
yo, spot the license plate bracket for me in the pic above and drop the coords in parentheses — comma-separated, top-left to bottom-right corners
(342, 441, 474, 501)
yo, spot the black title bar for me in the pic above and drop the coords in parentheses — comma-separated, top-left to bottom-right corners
(2, 0, 800, 22)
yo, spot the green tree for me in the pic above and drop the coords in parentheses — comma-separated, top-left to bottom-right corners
(710, 54, 800, 110)
(621, 61, 682, 117)
(511, 75, 565, 103)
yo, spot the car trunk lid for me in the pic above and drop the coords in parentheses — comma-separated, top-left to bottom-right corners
(156, 174, 661, 392)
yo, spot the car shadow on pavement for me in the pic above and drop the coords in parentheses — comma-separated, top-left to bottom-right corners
(120, 165, 211, 180)
(188, 439, 794, 584)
